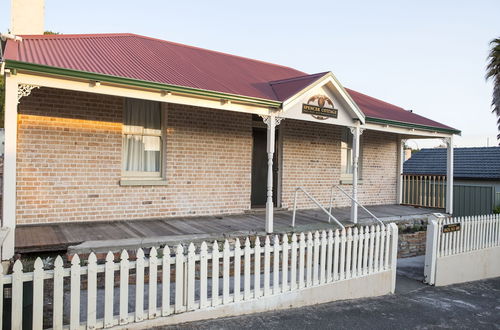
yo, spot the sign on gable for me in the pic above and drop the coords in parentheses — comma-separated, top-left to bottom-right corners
(302, 95, 338, 120)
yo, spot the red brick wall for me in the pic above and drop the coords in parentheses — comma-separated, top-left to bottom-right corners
(16, 87, 398, 224)
(16, 88, 252, 224)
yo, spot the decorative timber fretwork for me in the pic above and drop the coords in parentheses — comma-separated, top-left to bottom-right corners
(17, 84, 40, 103)
(260, 115, 284, 127)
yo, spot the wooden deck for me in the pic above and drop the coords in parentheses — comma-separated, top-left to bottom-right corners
(15, 204, 440, 253)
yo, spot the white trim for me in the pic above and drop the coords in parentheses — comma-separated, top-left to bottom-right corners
(396, 138, 405, 204)
(2, 74, 18, 260)
(363, 122, 454, 138)
(12, 72, 273, 116)
(121, 98, 165, 180)
(281, 72, 365, 123)
(446, 136, 454, 214)
(350, 124, 361, 223)
(119, 179, 168, 186)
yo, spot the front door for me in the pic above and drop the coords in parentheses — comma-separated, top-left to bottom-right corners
(251, 128, 278, 208)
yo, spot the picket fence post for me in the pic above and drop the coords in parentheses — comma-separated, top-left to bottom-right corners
(244, 238, 252, 299)
(254, 237, 262, 298)
(175, 245, 185, 312)
(70, 254, 81, 330)
(234, 238, 242, 301)
(282, 234, 289, 292)
(162, 246, 171, 316)
(327, 230, 333, 282)
(273, 235, 280, 294)
(53, 256, 64, 330)
(12, 260, 23, 330)
(306, 232, 313, 287)
(290, 234, 298, 290)
(389, 223, 399, 293)
(104, 251, 115, 328)
(150, 247, 159, 317)
(32, 258, 44, 330)
(136, 248, 145, 321)
(424, 214, 444, 285)
(211, 241, 219, 307)
(119, 250, 129, 325)
(298, 233, 305, 289)
(87, 253, 97, 329)
(223, 240, 231, 305)
(199, 242, 208, 308)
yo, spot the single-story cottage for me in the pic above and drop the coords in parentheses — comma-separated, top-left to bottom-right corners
(0, 29, 460, 260)
(404, 147, 500, 216)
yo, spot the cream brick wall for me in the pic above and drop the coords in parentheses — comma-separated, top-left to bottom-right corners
(15, 88, 398, 224)
(16, 87, 252, 224)
(280, 119, 398, 209)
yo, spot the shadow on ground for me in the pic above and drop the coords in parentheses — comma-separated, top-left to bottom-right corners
(157, 256, 500, 330)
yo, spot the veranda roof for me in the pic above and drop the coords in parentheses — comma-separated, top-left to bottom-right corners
(2, 33, 459, 134)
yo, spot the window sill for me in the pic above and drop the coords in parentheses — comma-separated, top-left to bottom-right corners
(120, 179, 168, 186)
(339, 179, 363, 185)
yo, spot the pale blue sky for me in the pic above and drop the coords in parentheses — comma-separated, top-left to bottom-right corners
(2, 0, 499, 146)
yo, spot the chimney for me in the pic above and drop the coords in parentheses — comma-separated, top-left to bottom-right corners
(10, 0, 45, 35)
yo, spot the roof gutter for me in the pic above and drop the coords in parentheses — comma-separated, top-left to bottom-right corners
(366, 116, 461, 135)
(4, 60, 283, 109)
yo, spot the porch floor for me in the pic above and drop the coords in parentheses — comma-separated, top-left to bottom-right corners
(15, 204, 440, 254)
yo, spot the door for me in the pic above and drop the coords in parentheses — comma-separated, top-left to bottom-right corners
(251, 128, 278, 208)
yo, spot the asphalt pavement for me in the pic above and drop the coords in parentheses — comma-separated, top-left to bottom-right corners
(158, 256, 500, 329)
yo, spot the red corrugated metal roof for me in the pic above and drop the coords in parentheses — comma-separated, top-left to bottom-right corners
(345, 88, 457, 131)
(270, 72, 328, 101)
(3, 33, 458, 132)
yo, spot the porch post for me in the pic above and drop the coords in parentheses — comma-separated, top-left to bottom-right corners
(262, 114, 282, 233)
(445, 136, 454, 214)
(350, 125, 363, 224)
(2, 75, 21, 260)
(396, 138, 406, 204)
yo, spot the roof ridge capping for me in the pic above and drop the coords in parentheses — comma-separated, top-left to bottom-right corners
(269, 72, 329, 85)
(130, 33, 307, 73)
(16, 32, 137, 39)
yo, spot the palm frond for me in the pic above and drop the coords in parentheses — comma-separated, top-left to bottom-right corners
(486, 38, 500, 145)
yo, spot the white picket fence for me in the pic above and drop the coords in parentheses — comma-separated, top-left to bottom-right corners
(1, 224, 398, 329)
(424, 214, 500, 285)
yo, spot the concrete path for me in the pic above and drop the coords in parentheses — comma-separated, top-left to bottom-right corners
(157, 257, 500, 329)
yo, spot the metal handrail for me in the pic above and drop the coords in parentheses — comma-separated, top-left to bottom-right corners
(292, 187, 345, 230)
(328, 185, 385, 226)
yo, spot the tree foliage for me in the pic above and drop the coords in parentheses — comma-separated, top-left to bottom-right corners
(486, 38, 500, 143)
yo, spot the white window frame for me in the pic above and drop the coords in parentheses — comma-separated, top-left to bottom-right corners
(121, 99, 167, 182)
(340, 127, 362, 182)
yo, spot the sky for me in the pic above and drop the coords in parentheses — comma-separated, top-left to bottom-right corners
(1, 0, 499, 147)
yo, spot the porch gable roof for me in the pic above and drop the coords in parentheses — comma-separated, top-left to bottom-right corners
(3, 33, 459, 134)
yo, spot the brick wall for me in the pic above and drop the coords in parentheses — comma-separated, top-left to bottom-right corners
(16, 87, 399, 224)
(16, 87, 252, 224)
(280, 119, 398, 209)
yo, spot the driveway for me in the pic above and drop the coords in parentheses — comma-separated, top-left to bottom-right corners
(158, 256, 500, 329)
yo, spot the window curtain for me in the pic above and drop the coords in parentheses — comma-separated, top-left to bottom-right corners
(122, 98, 162, 173)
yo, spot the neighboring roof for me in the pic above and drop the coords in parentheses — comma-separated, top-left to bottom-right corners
(3, 33, 459, 133)
(403, 147, 500, 180)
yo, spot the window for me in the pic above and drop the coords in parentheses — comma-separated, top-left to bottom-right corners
(340, 127, 362, 180)
(122, 98, 163, 179)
